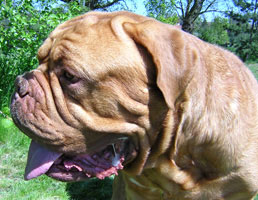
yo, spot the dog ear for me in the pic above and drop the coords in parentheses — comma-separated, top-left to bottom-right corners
(123, 20, 189, 109)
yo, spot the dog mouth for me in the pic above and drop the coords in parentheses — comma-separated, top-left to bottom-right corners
(25, 138, 137, 182)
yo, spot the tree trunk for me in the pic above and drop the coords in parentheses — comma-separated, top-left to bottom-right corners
(177, 0, 217, 33)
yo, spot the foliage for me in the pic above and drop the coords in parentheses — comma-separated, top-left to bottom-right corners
(195, 17, 230, 46)
(174, 0, 220, 33)
(145, 0, 179, 24)
(225, 0, 258, 62)
(0, 0, 88, 111)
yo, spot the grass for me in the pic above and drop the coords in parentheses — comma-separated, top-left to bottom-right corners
(0, 63, 258, 200)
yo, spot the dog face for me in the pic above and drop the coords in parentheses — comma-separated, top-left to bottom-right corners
(10, 11, 170, 182)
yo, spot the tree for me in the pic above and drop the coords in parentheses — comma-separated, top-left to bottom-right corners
(60, 0, 132, 11)
(226, 0, 258, 61)
(175, 0, 219, 33)
(145, 0, 179, 24)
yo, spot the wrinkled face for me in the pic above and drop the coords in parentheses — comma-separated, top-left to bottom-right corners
(10, 14, 167, 182)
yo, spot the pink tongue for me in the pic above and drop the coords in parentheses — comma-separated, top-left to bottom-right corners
(24, 140, 62, 180)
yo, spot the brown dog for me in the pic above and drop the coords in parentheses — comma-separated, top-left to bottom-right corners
(11, 11, 258, 199)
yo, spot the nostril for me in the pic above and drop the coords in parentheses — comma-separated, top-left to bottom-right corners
(15, 75, 29, 97)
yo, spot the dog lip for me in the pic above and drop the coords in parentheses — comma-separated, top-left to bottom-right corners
(45, 168, 90, 182)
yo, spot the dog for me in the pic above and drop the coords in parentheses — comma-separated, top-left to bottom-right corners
(11, 11, 258, 199)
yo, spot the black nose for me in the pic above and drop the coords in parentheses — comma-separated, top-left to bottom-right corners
(15, 75, 29, 97)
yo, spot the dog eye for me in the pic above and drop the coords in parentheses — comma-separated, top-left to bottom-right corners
(63, 71, 79, 83)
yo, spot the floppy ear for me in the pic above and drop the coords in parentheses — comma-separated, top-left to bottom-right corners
(123, 20, 189, 109)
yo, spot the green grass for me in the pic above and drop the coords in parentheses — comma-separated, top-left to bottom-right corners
(1, 63, 258, 199)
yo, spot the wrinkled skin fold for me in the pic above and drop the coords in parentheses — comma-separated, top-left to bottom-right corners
(11, 11, 258, 200)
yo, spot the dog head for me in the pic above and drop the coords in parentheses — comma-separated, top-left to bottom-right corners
(11, 11, 194, 182)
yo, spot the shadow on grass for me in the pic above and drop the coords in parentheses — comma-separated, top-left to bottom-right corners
(66, 177, 113, 200)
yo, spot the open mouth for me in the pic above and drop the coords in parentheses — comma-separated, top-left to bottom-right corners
(25, 139, 137, 182)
